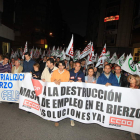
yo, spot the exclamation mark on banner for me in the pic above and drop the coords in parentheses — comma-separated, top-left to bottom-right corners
(102, 116, 105, 123)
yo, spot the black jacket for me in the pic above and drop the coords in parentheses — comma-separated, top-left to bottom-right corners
(119, 74, 129, 87)
(32, 70, 41, 80)
(40, 62, 46, 74)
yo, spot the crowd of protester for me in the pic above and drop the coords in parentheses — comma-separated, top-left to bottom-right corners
(0, 52, 139, 140)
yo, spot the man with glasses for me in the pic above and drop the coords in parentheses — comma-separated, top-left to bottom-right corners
(114, 65, 128, 87)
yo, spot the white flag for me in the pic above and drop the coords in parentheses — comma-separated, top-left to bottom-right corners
(51, 46, 56, 56)
(10, 49, 14, 59)
(116, 53, 125, 67)
(121, 54, 137, 75)
(73, 50, 80, 62)
(60, 50, 66, 61)
(22, 41, 28, 59)
(95, 44, 107, 67)
(99, 44, 106, 58)
(66, 56, 70, 61)
(56, 47, 60, 57)
(92, 53, 97, 62)
(39, 48, 42, 56)
(109, 52, 118, 64)
(30, 49, 33, 58)
(41, 50, 45, 59)
(87, 42, 94, 65)
(135, 61, 140, 76)
(66, 35, 73, 58)
(79, 42, 92, 59)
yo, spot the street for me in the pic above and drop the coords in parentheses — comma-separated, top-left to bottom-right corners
(0, 102, 140, 140)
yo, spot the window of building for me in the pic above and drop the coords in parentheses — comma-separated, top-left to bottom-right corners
(105, 21, 117, 30)
(106, 6, 119, 17)
(133, 1, 140, 28)
(104, 35, 116, 46)
(134, 0, 140, 17)
(2, 42, 10, 54)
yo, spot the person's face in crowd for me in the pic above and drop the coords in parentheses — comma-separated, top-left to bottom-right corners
(104, 62, 108, 66)
(110, 63, 112, 68)
(114, 66, 121, 74)
(70, 61, 73, 65)
(94, 67, 97, 72)
(56, 58, 60, 63)
(104, 65, 111, 75)
(50, 56, 55, 61)
(129, 77, 136, 84)
(81, 60, 86, 66)
(47, 61, 53, 68)
(73, 63, 75, 68)
(88, 69, 94, 77)
(64, 60, 67, 64)
(43, 57, 47, 62)
(3, 58, 9, 65)
(11, 58, 15, 64)
(114, 64, 118, 67)
(75, 63, 81, 72)
(33, 66, 39, 71)
(15, 61, 20, 67)
(25, 55, 30, 61)
(58, 63, 65, 71)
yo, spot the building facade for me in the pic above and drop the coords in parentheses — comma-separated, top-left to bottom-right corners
(13, 0, 70, 50)
(0, 0, 14, 55)
(86, 0, 135, 57)
(132, 0, 140, 61)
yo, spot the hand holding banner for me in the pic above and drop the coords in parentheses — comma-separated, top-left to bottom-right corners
(19, 75, 140, 135)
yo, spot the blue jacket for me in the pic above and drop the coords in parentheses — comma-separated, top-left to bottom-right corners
(22, 59, 35, 72)
(97, 72, 119, 86)
(69, 68, 85, 82)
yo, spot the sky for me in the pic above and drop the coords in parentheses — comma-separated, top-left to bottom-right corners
(59, 0, 90, 37)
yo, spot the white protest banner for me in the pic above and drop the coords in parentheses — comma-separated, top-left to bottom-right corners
(19, 75, 140, 134)
(0, 73, 25, 103)
(121, 54, 137, 75)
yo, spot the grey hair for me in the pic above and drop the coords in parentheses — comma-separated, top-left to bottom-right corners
(15, 59, 20, 64)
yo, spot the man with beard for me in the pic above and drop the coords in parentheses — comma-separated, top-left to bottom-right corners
(97, 64, 119, 86)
